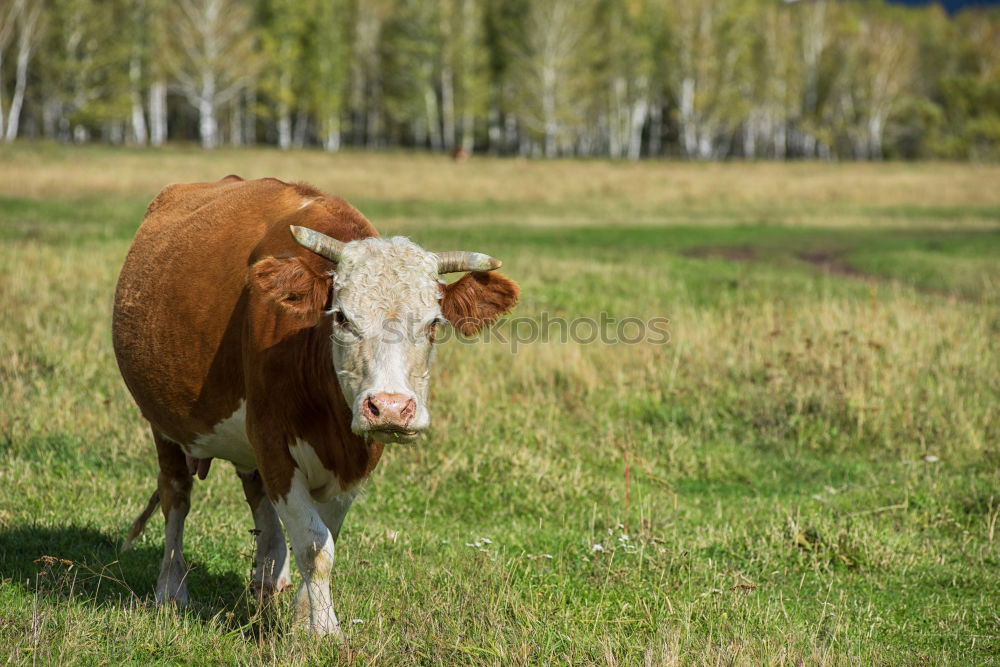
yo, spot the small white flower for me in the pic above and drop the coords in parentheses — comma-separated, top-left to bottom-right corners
(351, 619, 364, 625)
(591, 543, 605, 553)
(922, 454, 939, 463)
(479, 537, 493, 544)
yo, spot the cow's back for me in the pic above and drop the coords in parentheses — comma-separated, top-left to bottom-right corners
(112, 176, 376, 444)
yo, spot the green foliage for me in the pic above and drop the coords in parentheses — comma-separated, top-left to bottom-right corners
(381, 0, 440, 127)
(38, 0, 133, 128)
(4, 0, 998, 158)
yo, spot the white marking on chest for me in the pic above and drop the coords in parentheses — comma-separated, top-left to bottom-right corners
(289, 439, 346, 503)
(187, 401, 257, 472)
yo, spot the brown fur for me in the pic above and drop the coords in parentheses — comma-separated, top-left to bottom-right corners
(114, 176, 513, 517)
(113, 177, 380, 503)
(442, 271, 521, 336)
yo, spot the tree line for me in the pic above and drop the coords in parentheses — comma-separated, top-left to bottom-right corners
(1, 0, 998, 159)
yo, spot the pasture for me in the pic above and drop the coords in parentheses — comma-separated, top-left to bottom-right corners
(0, 145, 998, 664)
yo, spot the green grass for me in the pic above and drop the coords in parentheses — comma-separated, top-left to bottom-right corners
(1, 146, 998, 664)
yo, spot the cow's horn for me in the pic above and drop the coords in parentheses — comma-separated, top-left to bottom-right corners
(290, 226, 345, 263)
(436, 251, 502, 274)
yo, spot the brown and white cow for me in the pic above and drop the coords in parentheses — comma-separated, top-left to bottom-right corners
(112, 176, 518, 635)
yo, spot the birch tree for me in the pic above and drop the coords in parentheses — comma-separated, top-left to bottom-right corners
(601, 0, 656, 159)
(662, 0, 753, 158)
(447, 0, 488, 152)
(382, 0, 441, 149)
(508, 0, 596, 157)
(306, 0, 351, 151)
(0, 0, 16, 139)
(348, 0, 390, 147)
(165, 0, 257, 149)
(2, 0, 43, 142)
(845, 14, 914, 159)
(261, 0, 308, 149)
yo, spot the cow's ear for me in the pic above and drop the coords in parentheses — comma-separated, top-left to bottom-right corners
(249, 256, 330, 322)
(441, 271, 520, 336)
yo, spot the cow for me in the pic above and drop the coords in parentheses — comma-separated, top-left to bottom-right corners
(112, 175, 519, 636)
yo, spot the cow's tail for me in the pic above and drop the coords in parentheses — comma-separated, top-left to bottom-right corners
(122, 489, 160, 551)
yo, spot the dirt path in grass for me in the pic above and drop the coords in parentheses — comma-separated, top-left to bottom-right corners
(684, 244, 878, 280)
(681, 245, 759, 262)
(682, 245, 976, 302)
(793, 250, 873, 280)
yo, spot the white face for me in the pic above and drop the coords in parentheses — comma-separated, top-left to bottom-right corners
(328, 237, 445, 442)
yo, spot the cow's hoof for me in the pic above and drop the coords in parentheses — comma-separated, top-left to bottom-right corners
(155, 584, 189, 608)
(251, 574, 292, 601)
(306, 621, 344, 640)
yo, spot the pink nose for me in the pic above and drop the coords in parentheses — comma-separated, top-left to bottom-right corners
(362, 393, 417, 429)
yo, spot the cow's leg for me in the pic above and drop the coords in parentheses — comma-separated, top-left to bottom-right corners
(238, 470, 291, 598)
(271, 471, 341, 636)
(315, 489, 358, 544)
(153, 430, 192, 606)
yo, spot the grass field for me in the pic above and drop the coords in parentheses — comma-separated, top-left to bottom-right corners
(1, 144, 998, 665)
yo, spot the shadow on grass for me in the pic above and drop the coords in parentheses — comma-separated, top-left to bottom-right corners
(0, 523, 283, 637)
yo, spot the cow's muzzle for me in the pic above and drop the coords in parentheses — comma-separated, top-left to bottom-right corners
(360, 393, 420, 441)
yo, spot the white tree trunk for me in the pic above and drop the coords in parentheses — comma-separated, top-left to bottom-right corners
(4, 2, 40, 143)
(868, 114, 884, 160)
(3, 45, 29, 142)
(609, 77, 625, 158)
(292, 107, 308, 148)
(441, 63, 455, 151)
(424, 81, 442, 151)
(626, 97, 648, 161)
(680, 76, 697, 157)
(199, 95, 217, 149)
(774, 115, 786, 159)
(744, 112, 758, 159)
(277, 70, 292, 150)
(149, 80, 168, 146)
(0, 0, 18, 139)
(0, 51, 5, 139)
(230, 95, 243, 146)
(244, 84, 256, 145)
(697, 134, 712, 159)
(324, 114, 341, 152)
(542, 64, 557, 158)
(487, 106, 500, 154)
(130, 58, 149, 146)
(277, 108, 291, 149)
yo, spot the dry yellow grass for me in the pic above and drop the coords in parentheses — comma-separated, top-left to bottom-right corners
(2, 143, 999, 228)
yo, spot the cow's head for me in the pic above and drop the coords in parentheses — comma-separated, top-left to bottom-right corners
(274, 227, 518, 442)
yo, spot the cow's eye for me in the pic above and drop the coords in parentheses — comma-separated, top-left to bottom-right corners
(333, 310, 349, 327)
(427, 317, 446, 341)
